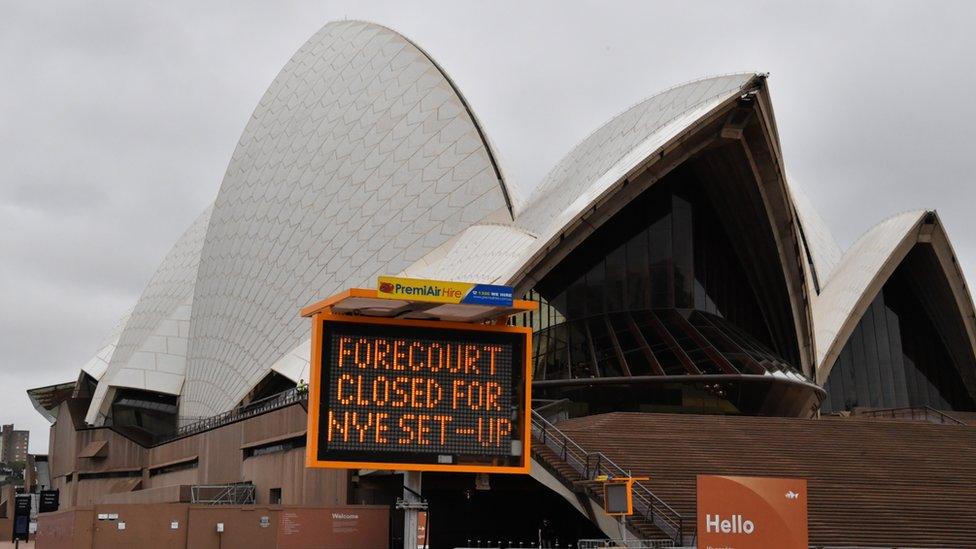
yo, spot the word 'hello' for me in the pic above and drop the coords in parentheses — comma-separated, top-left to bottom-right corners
(705, 514, 755, 534)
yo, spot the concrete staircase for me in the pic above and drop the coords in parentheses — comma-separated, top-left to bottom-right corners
(530, 412, 691, 544)
(555, 412, 976, 549)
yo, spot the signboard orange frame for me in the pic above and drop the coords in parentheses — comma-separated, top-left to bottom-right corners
(306, 313, 532, 473)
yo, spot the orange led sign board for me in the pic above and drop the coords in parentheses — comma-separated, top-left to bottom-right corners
(306, 314, 532, 473)
(697, 475, 808, 549)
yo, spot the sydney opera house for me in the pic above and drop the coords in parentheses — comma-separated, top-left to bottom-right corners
(23, 20, 976, 548)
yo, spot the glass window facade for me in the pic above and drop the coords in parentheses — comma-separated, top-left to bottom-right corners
(514, 165, 823, 416)
(532, 309, 796, 381)
(523, 166, 796, 375)
(239, 371, 297, 407)
(822, 262, 976, 412)
(108, 389, 178, 440)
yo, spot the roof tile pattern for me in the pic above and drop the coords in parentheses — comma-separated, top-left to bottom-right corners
(261, 218, 537, 387)
(80, 307, 132, 380)
(787, 177, 843, 284)
(181, 21, 508, 418)
(56, 23, 976, 431)
(86, 206, 213, 423)
(516, 74, 756, 238)
(402, 223, 537, 284)
(812, 210, 924, 374)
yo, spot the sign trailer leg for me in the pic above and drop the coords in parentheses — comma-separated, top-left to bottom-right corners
(401, 471, 425, 549)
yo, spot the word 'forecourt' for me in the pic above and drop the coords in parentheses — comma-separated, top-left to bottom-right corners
(325, 335, 515, 455)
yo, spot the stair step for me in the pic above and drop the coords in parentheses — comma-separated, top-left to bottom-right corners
(552, 412, 976, 548)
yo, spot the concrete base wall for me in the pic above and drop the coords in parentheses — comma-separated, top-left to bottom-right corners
(46, 402, 347, 511)
(33, 509, 94, 549)
(36, 504, 388, 549)
(100, 484, 191, 505)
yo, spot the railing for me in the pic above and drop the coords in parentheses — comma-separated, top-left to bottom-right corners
(454, 541, 563, 548)
(534, 398, 574, 423)
(854, 406, 966, 426)
(157, 387, 307, 445)
(578, 538, 679, 548)
(190, 483, 256, 505)
(530, 411, 690, 545)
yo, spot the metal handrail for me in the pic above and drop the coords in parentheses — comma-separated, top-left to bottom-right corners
(157, 387, 308, 445)
(854, 405, 966, 426)
(578, 539, 677, 548)
(530, 411, 690, 545)
(190, 483, 256, 505)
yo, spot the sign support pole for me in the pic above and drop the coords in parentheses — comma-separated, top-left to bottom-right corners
(403, 471, 422, 549)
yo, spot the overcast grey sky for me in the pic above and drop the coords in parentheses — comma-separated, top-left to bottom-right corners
(2, 1, 975, 453)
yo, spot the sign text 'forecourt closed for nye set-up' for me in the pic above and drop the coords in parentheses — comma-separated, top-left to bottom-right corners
(306, 315, 531, 473)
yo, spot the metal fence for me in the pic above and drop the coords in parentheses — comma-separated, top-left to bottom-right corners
(530, 411, 690, 545)
(158, 387, 307, 444)
(578, 539, 679, 548)
(190, 483, 256, 505)
(853, 406, 966, 426)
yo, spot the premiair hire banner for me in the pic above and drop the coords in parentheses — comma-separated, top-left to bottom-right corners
(377, 276, 514, 307)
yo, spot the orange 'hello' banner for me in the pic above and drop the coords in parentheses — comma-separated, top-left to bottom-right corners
(697, 475, 808, 549)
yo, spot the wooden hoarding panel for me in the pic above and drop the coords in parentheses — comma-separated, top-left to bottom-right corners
(276, 506, 389, 549)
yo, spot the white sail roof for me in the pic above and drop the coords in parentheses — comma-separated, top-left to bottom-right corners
(180, 21, 511, 418)
(812, 210, 926, 378)
(45, 22, 976, 426)
(86, 205, 212, 424)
